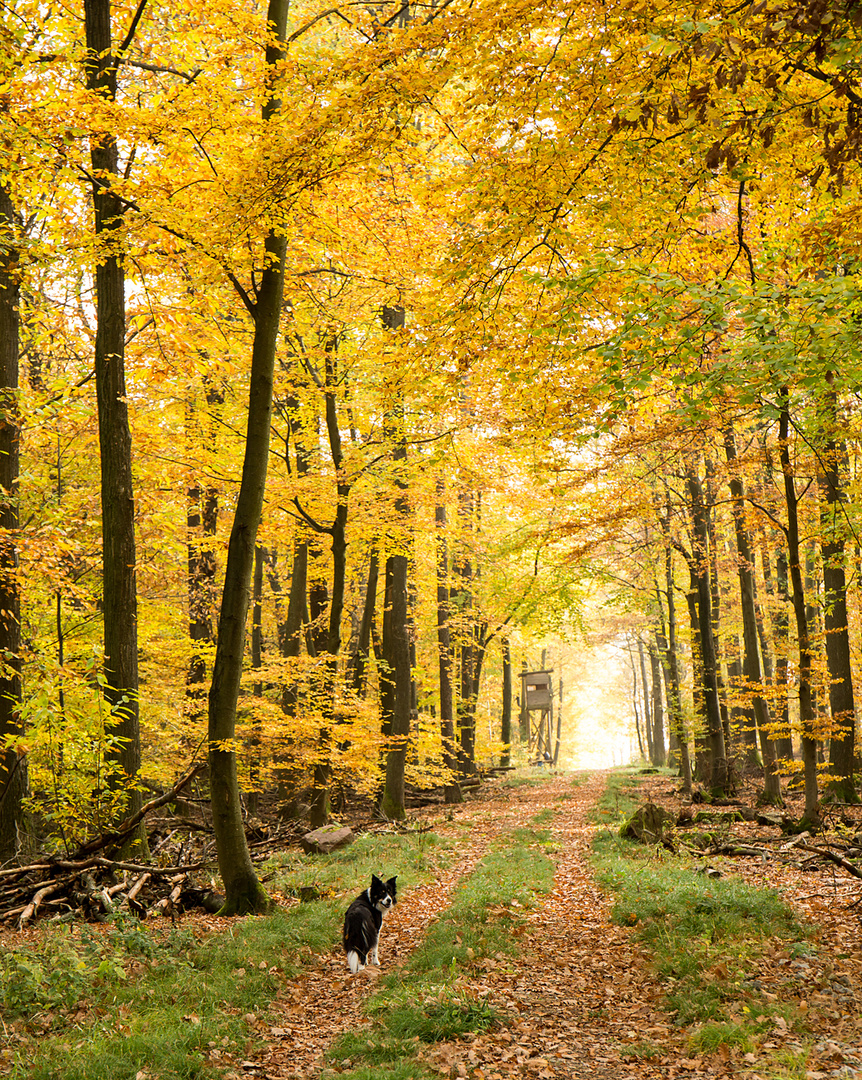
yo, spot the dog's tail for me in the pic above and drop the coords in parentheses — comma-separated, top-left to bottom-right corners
(346, 949, 363, 974)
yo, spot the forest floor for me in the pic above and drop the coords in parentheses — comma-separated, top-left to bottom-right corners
(3, 767, 862, 1080)
(249, 769, 862, 1080)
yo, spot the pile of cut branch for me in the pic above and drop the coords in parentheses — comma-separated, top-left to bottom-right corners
(0, 764, 226, 928)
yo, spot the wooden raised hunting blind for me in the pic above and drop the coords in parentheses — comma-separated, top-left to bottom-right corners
(522, 670, 553, 711)
(520, 669, 559, 764)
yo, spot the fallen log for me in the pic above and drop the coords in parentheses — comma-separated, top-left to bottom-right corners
(127, 872, 151, 903)
(18, 882, 64, 930)
(797, 843, 862, 879)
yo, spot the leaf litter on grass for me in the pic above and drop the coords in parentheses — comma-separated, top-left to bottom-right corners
(253, 770, 862, 1080)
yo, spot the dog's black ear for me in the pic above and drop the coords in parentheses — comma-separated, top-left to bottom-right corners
(387, 876, 397, 890)
(371, 873, 382, 887)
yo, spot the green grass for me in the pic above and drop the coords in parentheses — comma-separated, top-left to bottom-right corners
(591, 769, 814, 1061)
(268, 827, 451, 901)
(4, 912, 298, 1080)
(1, 827, 451, 1080)
(325, 820, 557, 1079)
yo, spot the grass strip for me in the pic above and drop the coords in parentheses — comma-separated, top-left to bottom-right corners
(0, 829, 450, 1080)
(326, 813, 557, 1080)
(591, 769, 815, 1068)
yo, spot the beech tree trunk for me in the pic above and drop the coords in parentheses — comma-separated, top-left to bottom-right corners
(778, 392, 820, 826)
(454, 488, 478, 775)
(818, 374, 856, 802)
(379, 305, 412, 820)
(518, 660, 530, 742)
(628, 640, 645, 759)
(685, 463, 729, 795)
(186, 379, 222, 725)
(657, 499, 691, 791)
(347, 548, 379, 698)
(648, 633, 666, 767)
(435, 484, 462, 804)
(0, 182, 30, 861)
(636, 637, 654, 763)
(657, 565, 691, 792)
(83, 0, 145, 846)
(723, 421, 782, 804)
(760, 541, 795, 763)
(207, 0, 289, 914)
(501, 637, 512, 768)
(307, 344, 351, 829)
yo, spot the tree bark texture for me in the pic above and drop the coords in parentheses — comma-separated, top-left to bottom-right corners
(685, 463, 729, 795)
(307, 346, 351, 829)
(818, 374, 856, 802)
(723, 422, 782, 803)
(657, 502, 691, 791)
(348, 548, 379, 699)
(501, 636, 512, 768)
(778, 393, 820, 825)
(637, 637, 654, 763)
(378, 305, 411, 820)
(648, 633, 666, 767)
(207, 0, 290, 914)
(435, 487, 462, 804)
(0, 182, 30, 861)
(83, 0, 144, 840)
(186, 379, 222, 725)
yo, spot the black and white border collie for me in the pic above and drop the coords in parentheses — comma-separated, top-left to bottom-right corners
(342, 874, 397, 973)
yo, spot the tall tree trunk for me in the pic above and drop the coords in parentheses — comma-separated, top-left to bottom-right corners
(246, 543, 264, 812)
(805, 547, 825, 744)
(628, 640, 645, 760)
(435, 484, 462, 804)
(307, 342, 351, 829)
(761, 541, 795, 762)
(727, 648, 759, 766)
(648, 632, 666, 767)
(347, 548, 379, 698)
(379, 545, 411, 819)
(685, 588, 711, 783)
(818, 373, 856, 802)
(658, 564, 691, 792)
(705, 467, 732, 753)
(454, 488, 478, 775)
(778, 392, 820, 826)
(207, 0, 290, 915)
(281, 535, 308, 715)
(273, 381, 312, 715)
(637, 637, 655, 763)
(0, 181, 30, 861)
(657, 500, 691, 791)
(518, 660, 530, 742)
(723, 421, 782, 803)
(379, 305, 412, 820)
(186, 378, 222, 725)
(83, 0, 145, 845)
(684, 462, 729, 795)
(501, 637, 512, 768)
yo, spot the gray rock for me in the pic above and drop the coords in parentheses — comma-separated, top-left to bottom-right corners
(301, 825, 354, 855)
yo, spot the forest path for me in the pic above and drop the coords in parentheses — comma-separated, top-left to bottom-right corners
(253, 775, 535, 1078)
(251, 771, 807, 1080)
(251, 771, 687, 1080)
(415, 770, 690, 1080)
